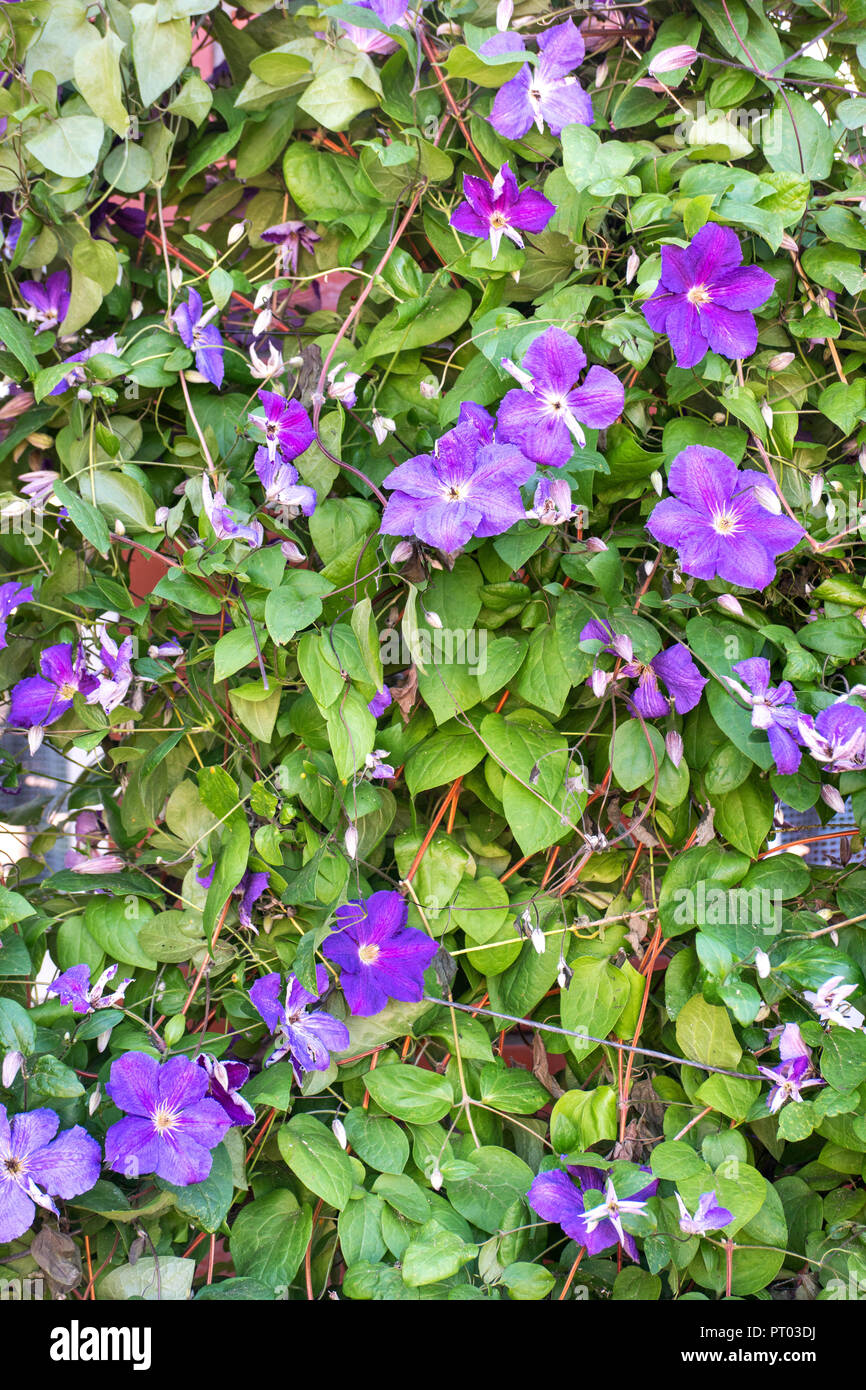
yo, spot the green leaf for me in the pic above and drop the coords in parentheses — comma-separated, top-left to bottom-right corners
(278, 1114, 356, 1209)
(560, 956, 630, 1061)
(446, 1146, 534, 1234)
(131, 3, 191, 107)
(675, 995, 742, 1070)
(74, 29, 129, 136)
(229, 1190, 312, 1291)
(364, 1065, 454, 1123)
(25, 115, 105, 178)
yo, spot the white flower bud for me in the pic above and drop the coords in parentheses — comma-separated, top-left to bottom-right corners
(227, 221, 246, 246)
(530, 925, 546, 955)
(253, 308, 272, 337)
(665, 730, 684, 768)
(2, 1050, 23, 1087)
(754, 484, 782, 515)
(419, 377, 440, 400)
(391, 540, 413, 563)
(650, 469, 664, 496)
(767, 352, 794, 371)
(97, 1029, 112, 1052)
(254, 282, 272, 309)
(760, 400, 774, 428)
(716, 594, 744, 616)
(590, 668, 610, 699)
(611, 633, 633, 663)
(114, 519, 126, 536)
(755, 951, 771, 979)
(810, 474, 824, 507)
(780, 233, 798, 252)
(626, 249, 640, 284)
(430, 1165, 444, 1191)
(820, 784, 846, 814)
(130, 299, 143, 320)
(331, 1116, 348, 1149)
(426, 610, 443, 630)
(88, 1085, 101, 1116)
(372, 414, 396, 446)
(595, 57, 608, 88)
(648, 45, 698, 74)
(344, 824, 359, 859)
(495, 0, 513, 30)
(584, 537, 608, 552)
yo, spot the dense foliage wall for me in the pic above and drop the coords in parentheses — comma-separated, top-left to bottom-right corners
(1, 0, 866, 1302)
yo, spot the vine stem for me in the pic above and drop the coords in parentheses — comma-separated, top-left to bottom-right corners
(424, 996, 771, 1083)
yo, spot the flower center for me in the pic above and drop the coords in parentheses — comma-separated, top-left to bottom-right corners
(445, 484, 465, 502)
(711, 508, 740, 536)
(152, 1104, 180, 1135)
(358, 943, 380, 965)
(59, 681, 77, 699)
(489, 212, 507, 229)
(686, 283, 712, 307)
(3, 1156, 23, 1175)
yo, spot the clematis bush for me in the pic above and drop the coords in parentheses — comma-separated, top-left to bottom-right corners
(1, 0, 866, 1308)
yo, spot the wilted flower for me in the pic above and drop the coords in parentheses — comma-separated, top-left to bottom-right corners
(47, 963, 132, 1014)
(201, 475, 263, 549)
(249, 968, 350, 1080)
(171, 288, 224, 388)
(804, 976, 866, 1032)
(259, 220, 320, 275)
(675, 1190, 732, 1234)
(528, 477, 581, 525)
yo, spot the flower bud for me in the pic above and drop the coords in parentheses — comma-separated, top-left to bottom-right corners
(665, 730, 684, 768)
(584, 536, 607, 552)
(810, 474, 824, 507)
(426, 610, 443, 630)
(820, 784, 846, 814)
(332, 1116, 348, 1149)
(130, 299, 143, 320)
(760, 400, 774, 428)
(590, 668, 610, 698)
(780, 232, 798, 252)
(626, 248, 640, 284)
(88, 1085, 101, 1116)
(430, 1165, 444, 1191)
(754, 484, 782, 515)
(391, 540, 414, 563)
(767, 351, 794, 372)
(648, 45, 698, 74)
(650, 469, 664, 496)
(595, 58, 608, 88)
(227, 221, 246, 246)
(755, 950, 771, 979)
(530, 925, 546, 955)
(170, 266, 184, 290)
(495, 0, 513, 30)
(253, 308, 272, 337)
(716, 594, 744, 616)
(2, 1050, 23, 1088)
(344, 824, 359, 859)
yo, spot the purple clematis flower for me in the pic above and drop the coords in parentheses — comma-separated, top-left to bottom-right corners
(259, 220, 320, 275)
(237, 870, 269, 931)
(646, 446, 804, 590)
(527, 1163, 657, 1261)
(172, 289, 224, 388)
(641, 225, 776, 369)
(0, 581, 32, 650)
(249, 968, 350, 1080)
(760, 1054, 822, 1113)
(491, 21, 593, 139)
(196, 1054, 255, 1127)
(19, 271, 70, 332)
(804, 975, 866, 1032)
(675, 1190, 733, 1235)
(105, 1052, 232, 1186)
(364, 749, 395, 780)
(322, 890, 437, 1017)
(201, 474, 263, 549)
(497, 327, 624, 467)
(450, 164, 555, 261)
(798, 703, 866, 773)
(622, 643, 707, 718)
(380, 418, 534, 553)
(528, 477, 581, 526)
(9, 643, 99, 737)
(726, 658, 803, 774)
(580, 620, 706, 717)
(368, 686, 392, 717)
(337, 0, 410, 53)
(248, 390, 315, 466)
(0, 1105, 101, 1244)
(254, 447, 316, 518)
(89, 634, 134, 714)
(49, 335, 119, 396)
(47, 963, 132, 1015)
